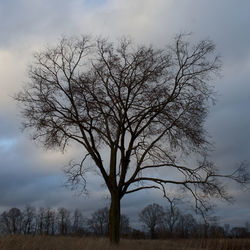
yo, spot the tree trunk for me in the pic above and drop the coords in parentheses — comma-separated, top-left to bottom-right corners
(109, 193, 120, 244)
(150, 227, 155, 239)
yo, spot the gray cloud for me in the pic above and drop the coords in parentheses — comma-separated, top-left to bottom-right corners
(0, 0, 249, 227)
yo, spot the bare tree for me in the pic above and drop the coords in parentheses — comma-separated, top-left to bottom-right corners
(164, 201, 181, 234)
(36, 207, 45, 235)
(177, 213, 197, 238)
(87, 207, 109, 236)
(43, 208, 56, 235)
(139, 203, 165, 238)
(245, 222, 250, 233)
(0, 208, 23, 234)
(15, 34, 249, 243)
(231, 227, 248, 238)
(22, 206, 36, 235)
(72, 209, 84, 234)
(0, 211, 12, 234)
(57, 207, 71, 235)
(224, 223, 230, 237)
(120, 214, 130, 235)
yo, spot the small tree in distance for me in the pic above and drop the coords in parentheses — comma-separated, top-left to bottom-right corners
(15, 34, 249, 243)
(139, 203, 164, 238)
(87, 207, 109, 236)
(164, 199, 181, 234)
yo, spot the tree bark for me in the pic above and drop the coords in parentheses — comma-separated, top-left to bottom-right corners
(150, 227, 155, 239)
(109, 193, 120, 244)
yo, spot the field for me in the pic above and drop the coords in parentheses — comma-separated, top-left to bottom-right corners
(0, 236, 250, 250)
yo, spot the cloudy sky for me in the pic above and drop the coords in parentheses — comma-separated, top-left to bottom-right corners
(0, 0, 250, 228)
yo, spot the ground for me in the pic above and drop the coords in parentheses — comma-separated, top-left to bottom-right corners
(0, 236, 250, 250)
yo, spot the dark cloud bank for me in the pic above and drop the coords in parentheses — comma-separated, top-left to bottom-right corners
(0, 0, 249, 228)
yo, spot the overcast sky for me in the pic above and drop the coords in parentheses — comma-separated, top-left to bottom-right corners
(0, 0, 250, 228)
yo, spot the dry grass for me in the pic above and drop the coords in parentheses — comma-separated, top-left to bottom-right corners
(0, 235, 250, 250)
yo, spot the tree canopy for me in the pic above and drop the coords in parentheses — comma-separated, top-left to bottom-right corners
(15, 34, 249, 243)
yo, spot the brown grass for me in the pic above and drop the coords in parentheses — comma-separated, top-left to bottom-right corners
(0, 236, 250, 250)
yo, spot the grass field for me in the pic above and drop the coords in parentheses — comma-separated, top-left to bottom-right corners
(0, 236, 250, 250)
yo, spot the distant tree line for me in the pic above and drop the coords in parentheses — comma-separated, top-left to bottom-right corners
(0, 206, 130, 237)
(0, 204, 249, 239)
(138, 203, 250, 239)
